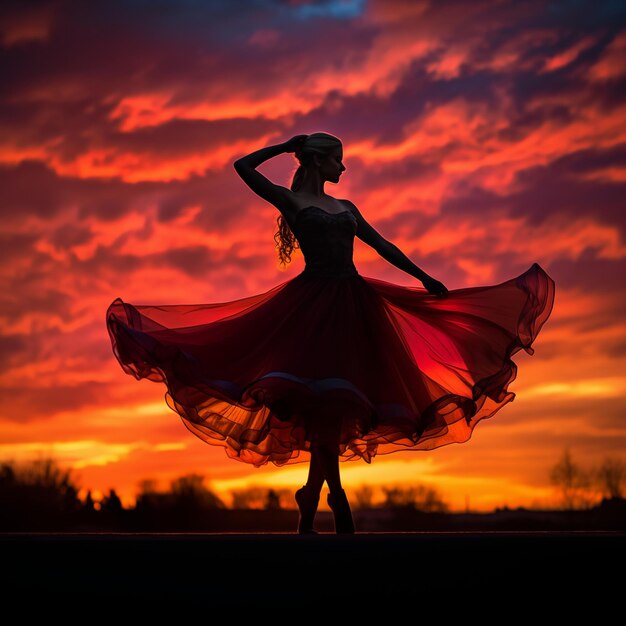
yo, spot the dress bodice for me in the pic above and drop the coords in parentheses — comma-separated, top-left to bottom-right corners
(291, 206, 359, 278)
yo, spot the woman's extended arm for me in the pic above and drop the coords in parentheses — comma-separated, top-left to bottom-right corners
(378, 241, 429, 281)
(344, 199, 448, 295)
(379, 243, 447, 295)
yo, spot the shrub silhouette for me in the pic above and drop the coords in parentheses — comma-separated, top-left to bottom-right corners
(0, 457, 82, 530)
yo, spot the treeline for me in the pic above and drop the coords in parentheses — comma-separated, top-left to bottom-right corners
(550, 449, 626, 508)
(0, 457, 448, 531)
(2, 452, 625, 532)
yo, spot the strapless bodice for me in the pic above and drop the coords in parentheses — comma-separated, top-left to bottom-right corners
(291, 206, 359, 278)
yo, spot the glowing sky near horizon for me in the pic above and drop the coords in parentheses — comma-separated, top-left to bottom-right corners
(1, 0, 625, 510)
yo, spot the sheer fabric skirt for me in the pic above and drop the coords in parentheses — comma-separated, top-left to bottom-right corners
(106, 263, 555, 466)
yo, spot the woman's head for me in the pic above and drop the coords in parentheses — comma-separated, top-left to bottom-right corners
(291, 132, 345, 191)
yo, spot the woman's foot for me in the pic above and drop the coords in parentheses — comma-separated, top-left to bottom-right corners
(295, 484, 320, 534)
(327, 488, 355, 534)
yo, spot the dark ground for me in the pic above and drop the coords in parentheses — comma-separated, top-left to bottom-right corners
(2, 531, 623, 617)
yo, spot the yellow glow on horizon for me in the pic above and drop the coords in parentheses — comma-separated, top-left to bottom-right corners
(0, 440, 137, 467)
(0, 439, 182, 470)
(100, 402, 175, 418)
(525, 378, 626, 398)
(208, 456, 556, 512)
(212, 456, 439, 493)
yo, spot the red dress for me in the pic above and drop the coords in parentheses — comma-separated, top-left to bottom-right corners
(106, 205, 555, 466)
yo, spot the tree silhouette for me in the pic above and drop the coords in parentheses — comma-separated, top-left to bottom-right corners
(170, 473, 225, 510)
(137, 478, 158, 495)
(550, 448, 592, 509)
(0, 457, 82, 529)
(354, 484, 374, 509)
(230, 485, 291, 509)
(132, 473, 226, 530)
(134, 479, 161, 513)
(82, 489, 96, 512)
(381, 484, 448, 512)
(265, 489, 281, 510)
(100, 488, 123, 513)
(597, 457, 626, 499)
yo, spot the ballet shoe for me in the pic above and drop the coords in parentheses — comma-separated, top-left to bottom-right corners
(295, 484, 320, 534)
(327, 488, 355, 534)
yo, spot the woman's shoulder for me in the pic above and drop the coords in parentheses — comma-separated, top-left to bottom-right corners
(337, 198, 358, 214)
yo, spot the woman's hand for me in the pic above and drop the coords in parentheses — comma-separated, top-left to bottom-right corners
(283, 134, 309, 153)
(421, 275, 449, 296)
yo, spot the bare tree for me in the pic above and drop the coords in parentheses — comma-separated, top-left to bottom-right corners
(1, 457, 81, 513)
(597, 457, 626, 499)
(550, 448, 592, 509)
(0, 457, 83, 529)
(354, 484, 374, 509)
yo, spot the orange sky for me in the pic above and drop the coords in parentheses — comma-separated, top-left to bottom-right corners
(1, 0, 625, 511)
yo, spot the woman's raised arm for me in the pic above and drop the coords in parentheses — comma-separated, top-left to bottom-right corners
(233, 135, 308, 207)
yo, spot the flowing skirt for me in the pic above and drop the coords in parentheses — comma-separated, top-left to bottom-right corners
(106, 263, 555, 466)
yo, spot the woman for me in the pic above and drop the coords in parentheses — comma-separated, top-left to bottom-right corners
(106, 132, 555, 534)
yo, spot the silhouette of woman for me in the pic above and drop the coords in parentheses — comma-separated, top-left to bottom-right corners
(106, 132, 555, 534)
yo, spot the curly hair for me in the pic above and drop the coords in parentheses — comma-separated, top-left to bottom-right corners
(274, 132, 343, 268)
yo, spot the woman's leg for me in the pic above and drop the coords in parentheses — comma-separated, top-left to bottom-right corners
(311, 444, 342, 494)
(309, 411, 355, 532)
(294, 424, 338, 534)
(304, 446, 325, 494)
(294, 409, 326, 533)
(310, 412, 343, 494)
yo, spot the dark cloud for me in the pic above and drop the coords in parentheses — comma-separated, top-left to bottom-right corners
(49, 223, 93, 250)
(0, 230, 40, 261)
(0, 158, 258, 227)
(0, 161, 67, 220)
(105, 116, 281, 161)
(1, 0, 375, 124)
(547, 251, 626, 293)
(0, 160, 135, 221)
(541, 0, 626, 29)
(606, 338, 626, 358)
(159, 245, 219, 277)
(539, 432, 626, 459)
(60, 235, 270, 287)
(0, 286, 73, 322)
(512, 395, 626, 424)
(510, 163, 626, 232)
(438, 147, 626, 235)
(0, 381, 112, 422)
(0, 333, 29, 373)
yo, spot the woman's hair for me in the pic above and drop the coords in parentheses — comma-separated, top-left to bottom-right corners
(274, 132, 343, 268)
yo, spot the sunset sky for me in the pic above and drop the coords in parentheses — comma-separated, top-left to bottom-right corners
(1, 0, 625, 511)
